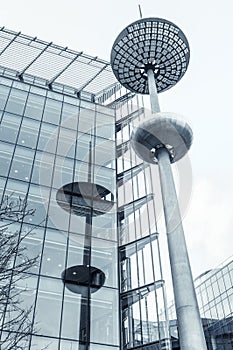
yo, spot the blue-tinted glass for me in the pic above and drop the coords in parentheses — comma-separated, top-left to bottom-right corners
(91, 287, 119, 345)
(60, 102, 79, 129)
(18, 117, 40, 149)
(9, 146, 34, 182)
(12, 81, 30, 91)
(42, 98, 62, 125)
(74, 160, 89, 182)
(94, 138, 115, 167)
(52, 156, 74, 189)
(5, 88, 28, 115)
(76, 132, 92, 162)
(78, 107, 95, 134)
(61, 290, 81, 340)
(0, 112, 21, 143)
(16, 225, 45, 274)
(30, 336, 58, 349)
(94, 165, 115, 195)
(40, 229, 67, 278)
(24, 93, 45, 121)
(31, 151, 54, 187)
(0, 141, 14, 177)
(34, 277, 63, 337)
(57, 127, 76, 158)
(37, 122, 58, 153)
(0, 84, 10, 110)
(95, 112, 115, 140)
(47, 196, 70, 231)
(25, 184, 50, 225)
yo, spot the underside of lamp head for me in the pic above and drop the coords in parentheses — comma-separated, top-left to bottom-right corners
(131, 113, 193, 164)
(111, 17, 190, 94)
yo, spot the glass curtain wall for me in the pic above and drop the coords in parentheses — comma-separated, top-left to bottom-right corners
(195, 259, 233, 350)
(0, 76, 119, 350)
(115, 92, 170, 350)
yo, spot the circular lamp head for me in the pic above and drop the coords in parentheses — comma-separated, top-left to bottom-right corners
(111, 17, 190, 94)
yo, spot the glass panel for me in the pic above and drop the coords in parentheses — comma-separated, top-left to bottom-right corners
(34, 276, 63, 337)
(40, 229, 67, 278)
(57, 127, 76, 158)
(76, 132, 92, 163)
(17, 117, 40, 149)
(74, 160, 89, 182)
(0, 84, 10, 110)
(0, 112, 22, 144)
(5, 88, 28, 115)
(9, 146, 34, 182)
(94, 138, 115, 168)
(2, 273, 38, 335)
(37, 122, 58, 153)
(42, 98, 62, 125)
(52, 156, 74, 189)
(25, 184, 50, 225)
(3, 178, 29, 201)
(31, 151, 54, 187)
(24, 93, 45, 121)
(95, 112, 115, 140)
(30, 336, 59, 350)
(60, 102, 79, 130)
(94, 165, 115, 196)
(60, 339, 80, 349)
(78, 107, 95, 134)
(17, 225, 45, 274)
(61, 289, 81, 340)
(0, 141, 14, 177)
(66, 233, 118, 288)
(92, 213, 117, 241)
(91, 238, 118, 289)
(91, 287, 119, 346)
(90, 344, 119, 350)
(47, 196, 70, 231)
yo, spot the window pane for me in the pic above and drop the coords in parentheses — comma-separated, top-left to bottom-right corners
(91, 287, 119, 345)
(24, 93, 45, 121)
(5, 88, 27, 115)
(0, 112, 21, 143)
(31, 151, 54, 187)
(34, 277, 63, 337)
(57, 127, 76, 158)
(0, 84, 10, 110)
(40, 229, 67, 278)
(18, 117, 40, 149)
(0, 141, 14, 177)
(9, 146, 34, 182)
(42, 98, 62, 125)
(37, 122, 58, 153)
(78, 107, 95, 134)
(30, 336, 59, 350)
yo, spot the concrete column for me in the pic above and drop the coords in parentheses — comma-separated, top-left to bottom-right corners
(157, 147, 207, 350)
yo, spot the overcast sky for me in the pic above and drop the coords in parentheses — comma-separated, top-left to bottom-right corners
(0, 0, 232, 297)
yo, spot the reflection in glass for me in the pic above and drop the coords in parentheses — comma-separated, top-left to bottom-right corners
(0, 112, 21, 144)
(24, 93, 45, 121)
(5, 88, 27, 115)
(34, 277, 63, 337)
(42, 98, 62, 125)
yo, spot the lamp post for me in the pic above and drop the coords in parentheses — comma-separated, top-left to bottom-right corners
(111, 17, 207, 350)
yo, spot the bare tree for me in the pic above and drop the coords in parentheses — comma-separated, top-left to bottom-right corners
(0, 195, 39, 350)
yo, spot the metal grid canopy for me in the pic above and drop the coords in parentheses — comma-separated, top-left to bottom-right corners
(111, 17, 190, 94)
(0, 27, 119, 102)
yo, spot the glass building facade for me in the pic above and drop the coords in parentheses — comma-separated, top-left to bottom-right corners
(168, 257, 233, 350)
(0, 28, 170, 349)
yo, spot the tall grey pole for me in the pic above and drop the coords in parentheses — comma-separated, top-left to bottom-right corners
(147, 68, 160, 113)
(147, 69, 207, 350)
